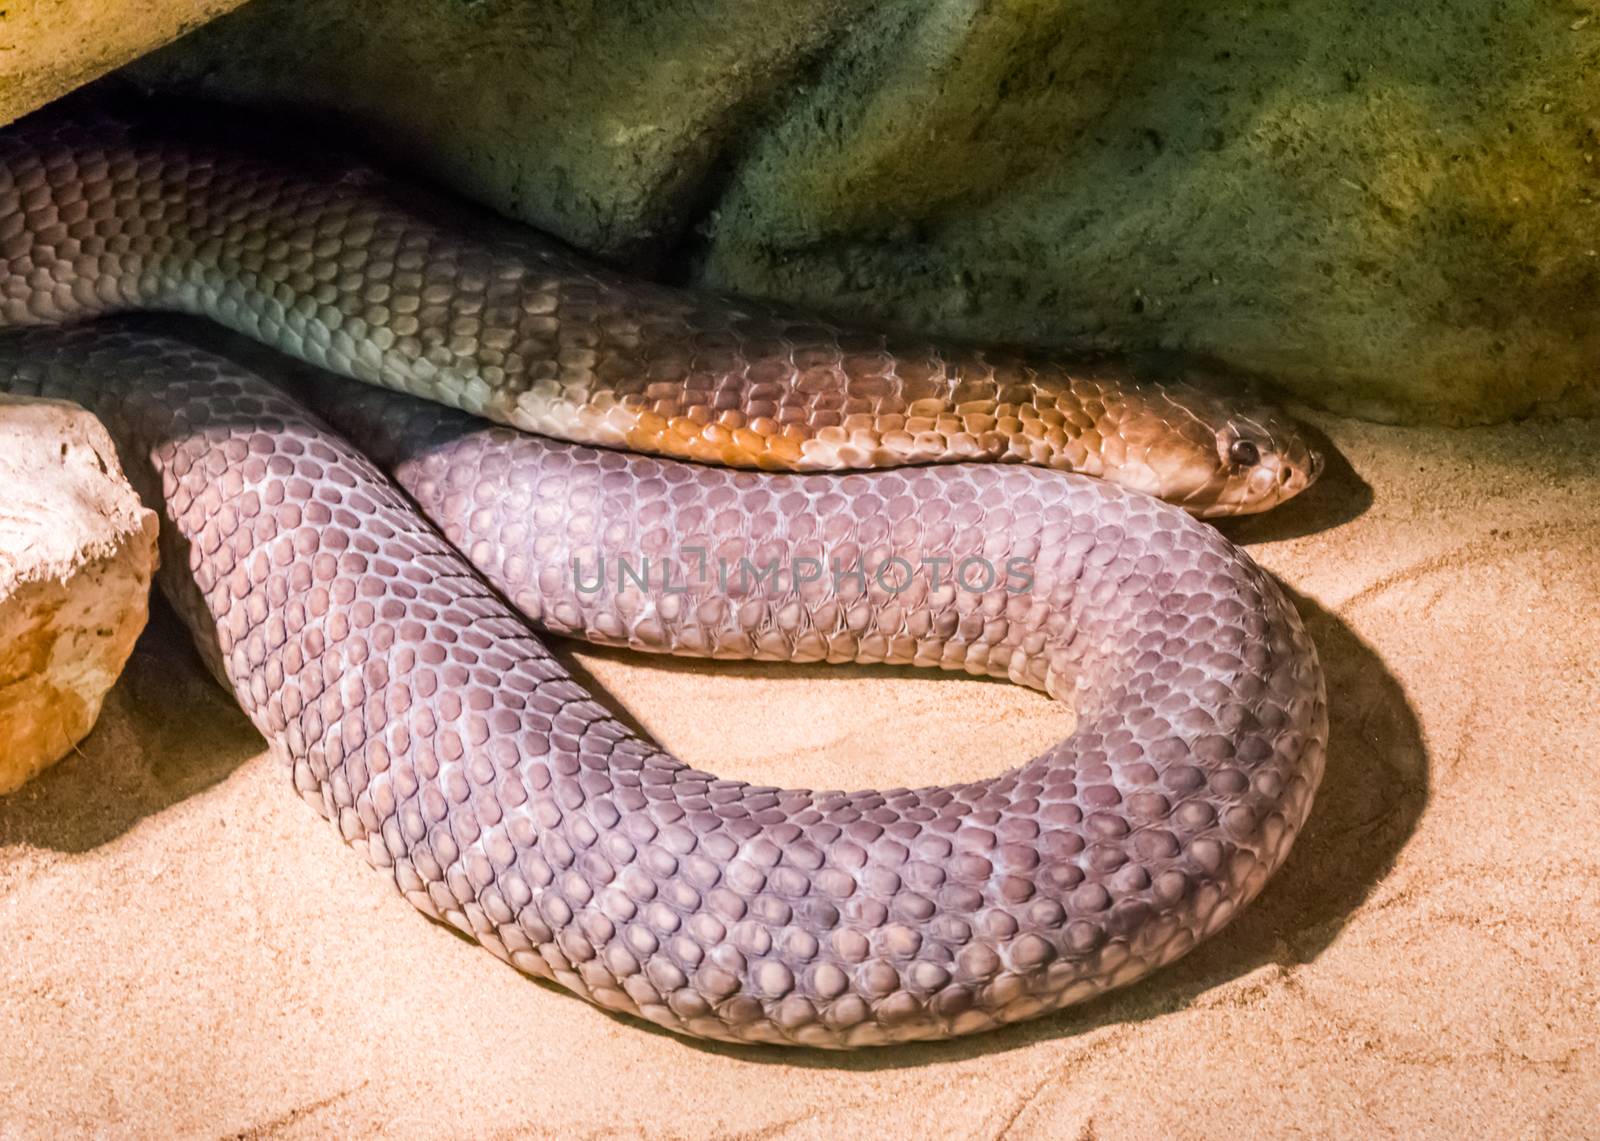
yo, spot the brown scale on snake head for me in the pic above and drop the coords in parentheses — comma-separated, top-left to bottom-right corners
(0, 323, 1326, 1048)
(0, 102, 1320, 516)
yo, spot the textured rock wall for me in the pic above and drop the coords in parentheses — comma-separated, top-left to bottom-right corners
(102, 0, 1600, 422)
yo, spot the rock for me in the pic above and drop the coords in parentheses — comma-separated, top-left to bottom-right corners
(0, 1, 247, 129)
(0, 396, 159, 795)
(126, 0, 1600, 425)
(135, 0, 845, 267)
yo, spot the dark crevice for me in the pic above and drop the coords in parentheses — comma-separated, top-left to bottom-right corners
(649, 9, 872, 287)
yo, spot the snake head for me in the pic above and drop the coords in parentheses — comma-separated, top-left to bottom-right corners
(1203, 406, 1324, 516)
(1102, 379, 1324, 517)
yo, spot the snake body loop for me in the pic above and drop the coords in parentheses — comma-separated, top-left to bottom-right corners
(0, 103, 1329, 1048)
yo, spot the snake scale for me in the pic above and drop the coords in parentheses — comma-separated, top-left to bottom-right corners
(0, 102, 1328, 1048)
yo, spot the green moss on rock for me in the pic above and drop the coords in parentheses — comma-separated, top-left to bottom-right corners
(134, 0, 1600, 423)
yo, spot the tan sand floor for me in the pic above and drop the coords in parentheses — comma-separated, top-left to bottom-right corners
(1, 408, 1596, 1137)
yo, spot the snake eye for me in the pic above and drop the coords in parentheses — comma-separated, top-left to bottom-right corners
(1228, 439, 1261, 467)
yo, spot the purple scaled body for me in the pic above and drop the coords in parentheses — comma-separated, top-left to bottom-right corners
(0, 323, 1326, 1048)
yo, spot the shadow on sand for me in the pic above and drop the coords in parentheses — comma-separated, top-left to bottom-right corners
(0, 600, 261, 854)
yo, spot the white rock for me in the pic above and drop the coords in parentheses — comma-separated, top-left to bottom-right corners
(0, 395, 159, 794)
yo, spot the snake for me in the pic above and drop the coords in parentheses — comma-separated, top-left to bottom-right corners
(0, 101, 1329, 1048)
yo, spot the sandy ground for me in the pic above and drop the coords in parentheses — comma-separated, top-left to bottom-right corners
(1, 407, 1597, 1137)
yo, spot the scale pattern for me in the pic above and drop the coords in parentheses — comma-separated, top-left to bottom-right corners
(0, 106, 1319, 516)
(0, 325, 1326, 1048)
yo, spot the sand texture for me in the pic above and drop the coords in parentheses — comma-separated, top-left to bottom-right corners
(0, 406, 1595, 1136)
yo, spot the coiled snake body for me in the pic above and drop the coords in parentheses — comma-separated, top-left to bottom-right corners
(0, 105, 1327, 1048)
